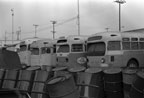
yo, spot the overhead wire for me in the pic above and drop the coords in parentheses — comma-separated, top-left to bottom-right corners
(37, 16, 77, 33)
(22, 16, 77, 35)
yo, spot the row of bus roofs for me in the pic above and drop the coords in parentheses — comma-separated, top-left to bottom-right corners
(4, 31, 144, 70)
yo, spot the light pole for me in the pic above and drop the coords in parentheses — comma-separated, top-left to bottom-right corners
(115, 0, 126, 32)
(5, 31, 7, 44)
(77, 0, 80, 35)
(50, 21, 57, 39)
(19, 26, 21, 40)
(33, 24, 39, 38)
(11, 8, 14, 44)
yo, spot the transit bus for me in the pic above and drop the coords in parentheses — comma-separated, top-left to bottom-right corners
(17, 37, 40, 66)
(56, 35, 88, 70)
(30, 39, 56, 70)
(86, 31, 144, 68)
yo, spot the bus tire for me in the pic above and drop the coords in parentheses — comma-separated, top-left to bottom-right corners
(127, 59, 138, 69)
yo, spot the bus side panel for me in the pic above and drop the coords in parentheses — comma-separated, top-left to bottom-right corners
(87, 51, 144, 68)
(87, 55, 123, 68)
(68, 53, 87, 68)
(105, 55, 123, 67)
(106, 51, 124, 67)
(122, 51, 144, 67)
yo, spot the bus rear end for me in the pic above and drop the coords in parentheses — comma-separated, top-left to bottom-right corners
(30, 39, 56, 70)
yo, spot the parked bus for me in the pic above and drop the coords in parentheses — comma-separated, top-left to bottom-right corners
(30, 39, 56, 70)
(17, 37, 40, 66)
(56, 35, 88, 70)
(86, 31, 144, 68)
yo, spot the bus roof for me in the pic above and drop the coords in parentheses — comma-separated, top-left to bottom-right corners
(124, 28, 144, 32)
(87, 31, 144, 42)
(57, 35, 88, 45)
(30, 39, 54, 48)
(20, 37, 41, 45)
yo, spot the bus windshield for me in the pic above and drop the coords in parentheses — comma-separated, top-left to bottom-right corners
(87, 42, 105, 56)
(71, 44, 83, 52)
(31, 48, 39, 55)
(57, 44, 69, 53)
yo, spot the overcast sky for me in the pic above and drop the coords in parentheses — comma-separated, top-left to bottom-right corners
(0, 0, 144, 42)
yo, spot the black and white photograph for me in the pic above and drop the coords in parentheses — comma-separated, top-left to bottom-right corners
(0, 0, 144, 98)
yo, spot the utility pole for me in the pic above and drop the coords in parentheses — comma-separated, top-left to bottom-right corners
(16, 26, 21, 40)
(19, 26, 21, 40)
(50, 21, 57, 39)
(33, 24, 39, 38)
(11, 8, 14, 44)
(115, 0, 126, 32)
(77, 0, 80, 35)
(5, 31, 7, 44)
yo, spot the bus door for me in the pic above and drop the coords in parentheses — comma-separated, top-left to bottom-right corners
(30, 47, 40, 66)
(39, 47, 52, 66)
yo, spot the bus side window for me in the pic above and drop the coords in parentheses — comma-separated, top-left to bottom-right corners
(131, 38, 138, 50)
(139, 42, 144, 49)
(131, 42, 139, 50)
(122, 42, 130, 50)
(108, 41, 121, 50)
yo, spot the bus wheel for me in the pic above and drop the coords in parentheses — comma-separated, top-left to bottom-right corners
(127, 60, 138, 69)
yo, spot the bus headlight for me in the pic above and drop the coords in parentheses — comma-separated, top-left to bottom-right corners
(77, 57, 87, 64)
(101, 58, 105, 63)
